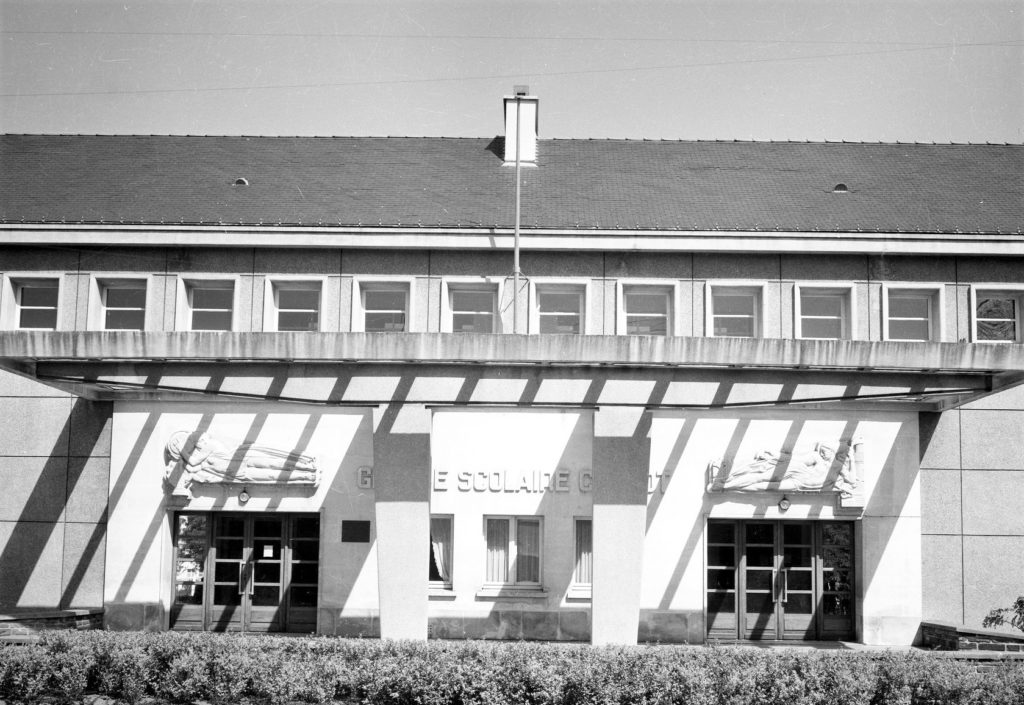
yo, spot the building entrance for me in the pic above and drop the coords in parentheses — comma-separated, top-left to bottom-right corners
(706, 520, 854, 641)
(170, 513, 320, 632)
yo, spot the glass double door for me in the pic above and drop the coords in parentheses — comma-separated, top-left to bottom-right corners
(171, 513, 319, 632)
(707, 520, 854, 641)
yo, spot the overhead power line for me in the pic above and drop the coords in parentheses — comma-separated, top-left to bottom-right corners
(1, 39, 1019, 99)
(0, 29, 999, 47)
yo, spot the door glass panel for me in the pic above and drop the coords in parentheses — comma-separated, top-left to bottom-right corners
(746, 546, 774, 567)
(213, 584, 241, 606)
(824, 547, 852, 570)
(823, 523, 852, 546)
(217, 516, 245, 536)
(214, 562, 240, 582)
(708, 569, 735, 590)
(708, 523, 735, 544)
(783, 524, 812, 544)
(746, 570, 772, 590)
(789, 571, 812, 591)
(174, 515, 207, 605)
(254, 539, 281, 560)
(252, 585, 280, 607)
(289, 516, 320, 613)
(746, 592, 772, 614)
(824, 570, 852, 591)
(745, 523, 773, 544)
(707, 545, 734, 566)
(290, 586, 318, 607)
(294, 518, 319, 538)
(293, 540, 319, 561)
(292, 563, 319, 584)
(824, 595, 852, 616)
(708, 592, 735, 614)
(706, 521, 738, 634)
(786, 593, 813, 614)
(175, 584, 203, 605)
(254, 562, 281, 583)
(783, 547, 812, 568)
(215, 538, 243, 560)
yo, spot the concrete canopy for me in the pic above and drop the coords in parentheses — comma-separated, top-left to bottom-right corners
(1, 331, 1021, 412)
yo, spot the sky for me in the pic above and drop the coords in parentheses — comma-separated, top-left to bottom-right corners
(0, 0, 1021, 142)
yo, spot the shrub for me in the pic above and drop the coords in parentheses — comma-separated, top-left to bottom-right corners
(1, 632, 1023, 704)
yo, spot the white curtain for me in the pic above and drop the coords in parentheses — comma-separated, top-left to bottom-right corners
(430, 517, 452, 584)
(516, 519, 541, 583)
(485, 518, 508, 583)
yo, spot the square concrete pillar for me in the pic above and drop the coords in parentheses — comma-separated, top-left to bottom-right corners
(501, 275, 530, 334)
(372, 403, 431, 640)
(591, 406, 649, 645)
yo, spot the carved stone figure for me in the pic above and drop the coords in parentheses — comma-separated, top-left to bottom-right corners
(165, 430, 319, 487)
(707, 438, 862, 497)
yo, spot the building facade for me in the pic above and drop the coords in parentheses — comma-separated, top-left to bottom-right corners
(1, 95, 1022, 645)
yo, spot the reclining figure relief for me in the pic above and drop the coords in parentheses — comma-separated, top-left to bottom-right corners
(706, 437, 863, 498)
(164, 430, 319, 488)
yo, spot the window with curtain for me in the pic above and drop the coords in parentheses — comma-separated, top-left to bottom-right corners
(573, 518, 593, 585)
(484, 516, 542, 586)
(428, 516, 453, 587)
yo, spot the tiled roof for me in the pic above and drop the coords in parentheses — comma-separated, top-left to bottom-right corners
(1, 135, 1021, 234)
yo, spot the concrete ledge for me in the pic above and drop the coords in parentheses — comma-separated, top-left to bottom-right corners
(2, 331, 1023, 373)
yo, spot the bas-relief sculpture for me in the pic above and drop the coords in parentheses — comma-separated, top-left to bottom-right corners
(706, 437, 864, 501)
(164, 430, 319, 489)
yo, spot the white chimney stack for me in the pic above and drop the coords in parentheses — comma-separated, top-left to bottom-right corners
(503, 86, 539, 164)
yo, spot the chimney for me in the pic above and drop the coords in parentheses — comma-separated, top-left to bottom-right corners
(503, 86, 539, 164)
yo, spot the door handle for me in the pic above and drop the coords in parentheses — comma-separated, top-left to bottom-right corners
(779, 568, 789, 603)
(238, 562, 246, 595)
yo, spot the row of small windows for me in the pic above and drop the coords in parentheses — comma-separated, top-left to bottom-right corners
(3, 276, 1023, 343)
(428, 516, 592, 592)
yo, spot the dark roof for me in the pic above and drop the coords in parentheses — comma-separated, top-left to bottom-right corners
(1, 135, 1021, 233)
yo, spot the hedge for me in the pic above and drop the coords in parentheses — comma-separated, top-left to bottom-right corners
(0, 631, 1022, 705)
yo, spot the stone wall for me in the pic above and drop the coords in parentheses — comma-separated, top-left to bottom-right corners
(0, 608, 104, 641)
(920, 385, 1024, 630)
(0, 369, 111, 611)
(921, 620, 1024, 652)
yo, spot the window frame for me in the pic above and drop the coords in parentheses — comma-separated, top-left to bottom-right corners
(263, 277, 324, 333)
(90, 276, 151, 331)
(532, 280, 589, 335)
(617, 281, 675, 336)
(482, 515, 543, 589)
(882, 284, 944, 342)
(428, 514, 454, 592)
(352, 278, 414, 333)
(1, 275, 63, 331)
(794, 284, 855, 340)
(176, 276, 239, 332)
(706, 282, 765, 338)
(443, 278, 502, 334)
(568, 517, 593, 600)
(970, 285, 1024, 343)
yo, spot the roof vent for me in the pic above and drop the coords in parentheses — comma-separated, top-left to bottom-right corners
(832, 183, 849, 193)
(233, 177, 249, 186)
